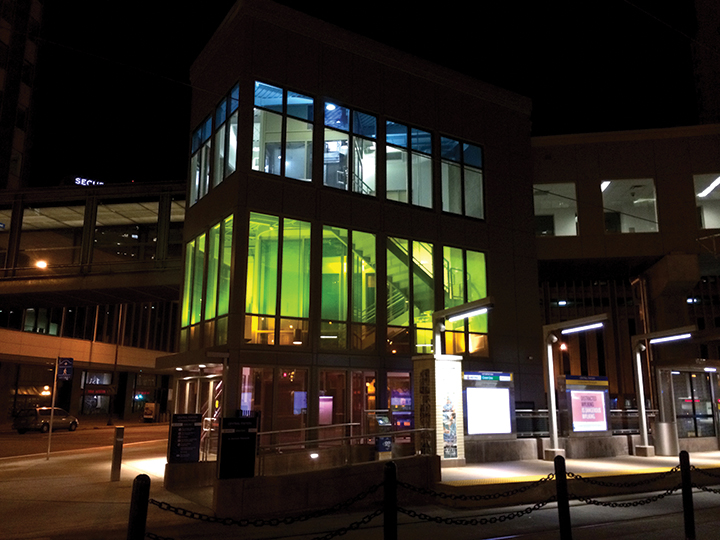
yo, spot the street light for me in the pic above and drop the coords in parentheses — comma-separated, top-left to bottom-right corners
(631, 325, 695, 457)
(542, 313, 608, 461)
(432, 297, 493, 359)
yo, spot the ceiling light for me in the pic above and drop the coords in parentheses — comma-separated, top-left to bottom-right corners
(601, 181, 611, 192)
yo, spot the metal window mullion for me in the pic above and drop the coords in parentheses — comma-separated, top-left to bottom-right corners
(275, 218, 284, 344)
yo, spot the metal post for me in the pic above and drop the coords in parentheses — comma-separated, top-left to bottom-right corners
(554, 455, 572, 540)
(383, 461, 398, 540)
(111, 426, 125, 482)
(46, 357, 59, 460)
(679, 450, 695, 540)
(127, 474, 150, 540)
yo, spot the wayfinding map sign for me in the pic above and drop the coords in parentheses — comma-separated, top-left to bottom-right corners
(168, 413, 202, 463)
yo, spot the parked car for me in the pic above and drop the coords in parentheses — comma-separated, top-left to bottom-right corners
(13, 407, 79, 434)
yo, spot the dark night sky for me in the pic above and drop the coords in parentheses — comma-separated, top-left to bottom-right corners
(27, 0, 701, 187)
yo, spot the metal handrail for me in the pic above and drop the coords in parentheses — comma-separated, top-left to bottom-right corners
(259, 427, 432, 453)
(257, 422, 361, 437)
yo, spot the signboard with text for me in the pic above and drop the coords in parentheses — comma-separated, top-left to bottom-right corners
(168, 413, 202, 463)
(570, 390, 608, 432)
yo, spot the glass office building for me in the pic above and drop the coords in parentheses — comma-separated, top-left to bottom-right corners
(163, 0, 541, 449)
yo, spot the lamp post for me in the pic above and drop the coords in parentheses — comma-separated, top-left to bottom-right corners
(419, 297, 493, 467)
(542, 314, 608, 461)
(631, 326, 694, 456)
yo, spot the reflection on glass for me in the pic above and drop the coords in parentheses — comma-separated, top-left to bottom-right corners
(602, 178, 658, 233)
(533, 183, 578, 236)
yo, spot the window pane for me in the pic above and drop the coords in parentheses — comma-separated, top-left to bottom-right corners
(0, 205, 11, 267)
(533, 183, 578, 236)
(694, 173, 720, 229)
(441, 137, 461, 162)
(181, 239, 195, 328)
(464, 166, 483, 219)
(413, 241, 434, 330)
(246, 213, 279, 315)
(225, 111, 238, 177)
(93, 200, 159, 264)
(287, 91, 313, 121)
(218, 216, 233, 316)
(19, 202, 85, 270)
(387, 237, 410, 327)
(324, 102, 349, 130)
(386, 121, 407, 147)
(212, 124, 226, 188)
(443, 246, 464, 331)
(323, 128, 349, 189)
(191, 234, 205, 325)
(441, 161, 462, 214)
(229, 84, 239, 113)
(466, 250, 487, 333)
(411, 128, 432, 154)
(352, 231, 376, 323)
(352, 138, 376, 196)
(254, 81, 283, 113)
(386, 146, 408, 202)
(601, 178, 658, 233)
(319, 370, 347, 425)
(205, 224, 220, 321)
(285, 118, 312, 181)
(215, 99, 227, 126)
(322, 226, 348, 321)
(411, 152, 432, 208)
(353, 111, 376, 138)
(240, 367, 274, 433)
(320, 321, 347, 348)
(281, 218, 311, 318)
(252, 108, 282, 175)
(464, 143, 482, 168)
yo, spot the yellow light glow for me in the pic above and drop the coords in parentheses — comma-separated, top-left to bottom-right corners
(35, 260, 48, 269)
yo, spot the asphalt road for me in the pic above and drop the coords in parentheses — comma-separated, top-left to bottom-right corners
(0, 423, 169, 458)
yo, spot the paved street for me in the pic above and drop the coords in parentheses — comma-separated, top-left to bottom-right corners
(2, 426, 720, 540)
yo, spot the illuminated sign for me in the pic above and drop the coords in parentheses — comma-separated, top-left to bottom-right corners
(75, 177, 104, 187)
(466, 387, 512, 435)
(570, 390, 607, 432)
(463, 372, 512, 382)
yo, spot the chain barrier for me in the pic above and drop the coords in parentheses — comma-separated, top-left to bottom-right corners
(690, 465, 720, 480)
(311, 508, 383, 540)
(397, 472, 555, 501)
(566, 465, 680, 488)
(694, 483, 720, 495)
(397, 495, 557, 526)
(569, 485, 681, 508)
(149, 481, 382, 528)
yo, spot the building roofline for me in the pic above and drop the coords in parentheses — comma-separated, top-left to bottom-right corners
(194, 0, 532, 116)
(532, 123, 720, 147)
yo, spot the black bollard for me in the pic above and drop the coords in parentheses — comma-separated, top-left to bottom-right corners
(127, 474, 151, 540)
(554, 455, 572, 540)
(111, 426, 125, 482)
(383, 461, 398, 540)
(679, 451, 695, 540)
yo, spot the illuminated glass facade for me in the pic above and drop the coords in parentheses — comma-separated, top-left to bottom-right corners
(171, 0, 539, 444)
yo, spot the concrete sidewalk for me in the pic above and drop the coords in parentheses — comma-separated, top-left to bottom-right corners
(2, 441, 720, 540)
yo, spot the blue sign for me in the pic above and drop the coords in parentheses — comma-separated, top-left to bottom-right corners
(58, 358, 73, 381)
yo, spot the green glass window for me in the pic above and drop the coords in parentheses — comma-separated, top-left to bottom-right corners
(413, 240, 434, 333)
(321, 226, 348, 321)
(466, 250, 487, 333)
(218, 216, 233, 316)
(181, 239, 195, 328)
(190, 234, 206, 326)
(205, 224, 220, 320)
(246, 213, 279, 316)
(280, 218, 311, 318)
(352, 231, 376, 324)
(387, 237, 410, 327)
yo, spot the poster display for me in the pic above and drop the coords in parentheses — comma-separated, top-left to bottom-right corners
(466, 387, 512, 434)
(436, 360, 462, 459)
(570, 390, 607, 432)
